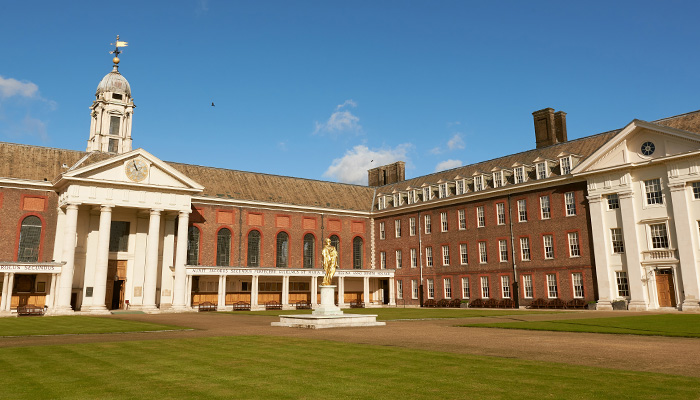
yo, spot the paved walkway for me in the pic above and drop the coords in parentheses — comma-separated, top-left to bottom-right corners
(2, 311, 699, 378)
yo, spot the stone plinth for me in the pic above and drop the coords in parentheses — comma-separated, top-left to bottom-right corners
(313, 285, 342, 316)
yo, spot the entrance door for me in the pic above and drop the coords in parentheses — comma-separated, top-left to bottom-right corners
(381, 280, 389, 305)
(105, 260, 128, 310)
(111, 280, 124, 309)
(656, 270, 677, 307)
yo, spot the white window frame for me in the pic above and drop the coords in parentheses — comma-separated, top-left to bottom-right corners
(499, 240, 508, 262)
(477, 206, 485, 228)
(444, 278, 452, 299)
(478, 241, 487, 264)
(536, 161, 548, 180)
(427, 279, 434, 299)
(407, 190, 414, 205)
(395, 250, 402, 269)
(565, 192, 576, 216)
(378, 196, 386, 210)
(441, 212, 448, 232)
(611, 228, 625, 253)
(540, 196, 550, 219)
(496, 203, 505, 225)
(395, 219, 401, 238)
(572, 273, 584, 298)
(543, 235, 554, 259)
(643, 178, 664, 206)
(380, 251, 386, 269)
(522, 275, 533, 298)
(693, 182, 700, 200)
(460, 243, 468, 265)
(520, 237, 530, 261)
(424, 214, 431, 234)
(412, 279, 419, 299)
(409, 217, 416, 236)
(426, 246, 433, 267)
(546, 274, 558, 298)
(458, 209, 466, 230)
(461, 277, 470, 299)
(456, 179, 465, 195)
(518, 199, 527, 222)
(607, 193, 620, 210)
(568, 232, 580, 257)
(480, 276, 489, 298)
(493, 171, 503, 188)
(379, 222, 385, 240)
(423, 186, 432, 201)
(649, 223, 670, 249)
(560, 156, 572, 175)
(397, 280, 403, 299)
(410, 248, 417, 268)
(501, 275, 510, 298)
(514, 166, 526, 184)
(616, 271, 629, 297)
(393, 194, 400, 207)
(442, 245, 450, 266)
(439, 183, 448, 199)
(474, 175, 484, 191)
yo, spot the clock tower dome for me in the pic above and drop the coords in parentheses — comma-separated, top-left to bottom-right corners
(86, 36, 134, 154)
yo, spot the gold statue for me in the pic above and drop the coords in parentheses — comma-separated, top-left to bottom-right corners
(321, 238, 338, 286)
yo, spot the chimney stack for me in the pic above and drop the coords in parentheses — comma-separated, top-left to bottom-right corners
(368, 161, 406, 187)
(533, 108, 567, 149)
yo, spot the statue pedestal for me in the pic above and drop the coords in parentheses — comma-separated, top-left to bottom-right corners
(272, 284, 384, 329)
(312, 285, 343, 316)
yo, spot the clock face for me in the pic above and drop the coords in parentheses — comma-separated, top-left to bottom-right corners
(125, 158, 149, 182)
(640, 141, 655, 156)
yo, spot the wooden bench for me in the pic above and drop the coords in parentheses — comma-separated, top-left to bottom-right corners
(566, 299, 587, 309)
(498, 299, 515, 309)
(483, 298, 500, 308)
(528, 298, 549, 309)
(449, 298, 462, 308)
(233, 301, 251, 311)
(468, 299, 484, 308)
(436, 299, 450, 308)
(17, 304, 44, 316)
(265, 300, 282, 310)
(295, 301, 311, 310)
(548, 298, 567, 309)
(197, 302, 216, 312)
(349, 301, 365, 308)
(423, 299, 437, 308)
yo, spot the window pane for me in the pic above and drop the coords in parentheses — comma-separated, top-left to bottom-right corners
(109, 221, 130, 252)
(303, 233, 315, 268)
(247, 230, 260, 267)
(17, 216, 42, 262)
(276, 232, 289, 268)
(353, 237, 363, 269)
(187, 226, 200, 265)
(216, 228, 231, 266)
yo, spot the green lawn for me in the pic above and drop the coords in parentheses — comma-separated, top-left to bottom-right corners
(461, 314, 700, 338)
(0, 336, 697, 399)
(235, 307, 564, 320)
(0, 316, 188, 337)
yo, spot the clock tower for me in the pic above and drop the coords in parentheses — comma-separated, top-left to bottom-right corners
(86, 36, 134, 154)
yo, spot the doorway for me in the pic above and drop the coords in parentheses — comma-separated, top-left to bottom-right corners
(105, 260, 127, 310)
(381, 280, 389, 305)
(656, 269, 677, 307)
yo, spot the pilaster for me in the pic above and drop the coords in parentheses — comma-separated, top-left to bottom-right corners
(618, 191, 647, 311)
(669, 183, 700, 311)
(587, 194, 613, 310)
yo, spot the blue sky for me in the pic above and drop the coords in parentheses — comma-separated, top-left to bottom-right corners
(2, 1, 699, 184)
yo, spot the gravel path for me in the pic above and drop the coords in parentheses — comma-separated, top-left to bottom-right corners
(2, 311, 699, 378)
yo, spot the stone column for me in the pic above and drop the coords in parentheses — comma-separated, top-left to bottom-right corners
(89, 205, 113, 313)
(47, 273, 58, 311)
(217, 275, 227, 311)
(159, 215, 176, 309)
(619, 192, 647, 311)
(142, 209, 162, 312)
(185, 275, 193, 308)
(0, 273, 10, 312)
(338, 276, 345, 307)
(55, 204, 79, 314)
(389, 277, 396, 306)
(251, 275, 259, 308)
(363, 276, 370, 305)
(281, 275, 290, 308)
(4, 273, 15, 312)
(587, 194, 614, 310)
(669, 183, 700, 311)
(172, 211, 190, 310)
(310, 276, 317, 306)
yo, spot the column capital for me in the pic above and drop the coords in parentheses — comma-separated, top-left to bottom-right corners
(100, 205, 114, 212)
(150, 209, 164, 216)
(179, 210, 192, 216)
(586, 194, 602, 203)
(668, 182, 687, 192)
(618, 191, 634, 200)
(64, 203, 80, 211)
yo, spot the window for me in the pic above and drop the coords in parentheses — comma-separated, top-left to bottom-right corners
(478, 242, 487, 263)
(644, 178, 663, 205)
(187, 226, 200, 265)
(409, 217, 416, 236)
(480, 276, 489, 298)
(407, 191, 414, 205)
(109, 115, 121, 135)
(353, 237, 363, 269)
(520, 237, 531, 261)
(395, 250, 402, 269)
(393, 194, 400, 207)
(543, 235, 554, 259)
(441, 212, 448, 232)
(108, 138, 118, 153)
(397, 280, 403, 299)
(412, 280, 419, 299)
(546, 274, 558, 298)
(493, 171, 503, 188)
(424, 214, 431, 234)
(303, 233, 315, 268)
(650, 223, 669, 249)
(379, 222, 385, 240)
(568, 232, 580, 257)
(378, 196, 386, 210)
(444, 278, 452, 299)
(607, 194, 620, 210)
(380, 251, 386, 269)
(522, 275, 533, 298)
(439, 183, 448, 198)
(693, 182, 700, 200)
(517, 199, 527, 222)
(462, 277, 470, 298)
(109, 221, 130, 252)
(442, 245, 450, 266)
(395, 219, 401, 238)
(426, 247, 433, 267)
(616, 271, 630, 297)
(458, 209, 466, 230)
(330, 235, 340, 254)
(456, 179, 465, 195)
(427, 279, 434, 299)
(276, 232, 290, 268)
(460, 244, 468, 265)
(476, 206, 485, 227)
(565, 192, 576, 216)
(537, 162, 547, 180)
(540, 196, 550, 219)
(560, 156, 572, 175)
(501, 276, 510, 298)
(17, 216, 42, 262)
(216, 228, 232, 266)
(572, 273, 584, 298)
(499, 240, 508, 262)
(496, 203, 505, 225)
(410, 248, 417, 268)
(514, 167, 525, 184)
(474, 175, 484, 191)
(423, 187, 431, 201)
(611, 228, 625, 253)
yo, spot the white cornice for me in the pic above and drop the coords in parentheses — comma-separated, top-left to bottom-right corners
(574, 149, 700, 178)
(192, 196, 371, 218)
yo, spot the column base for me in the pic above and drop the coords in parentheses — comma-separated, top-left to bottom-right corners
(129, 305, 160, 314)
(86, 305, 112, 315)
(681, 300, 700, 312)
(628, 300, 648, 311)
(596, 300, 613, 311)
(48, 306, 75, 316)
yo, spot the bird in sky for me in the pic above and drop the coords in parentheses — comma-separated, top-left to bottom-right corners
(211, 102, 215, 107)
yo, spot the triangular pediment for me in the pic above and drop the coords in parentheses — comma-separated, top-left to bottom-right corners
(54, 148, 204, 193)
(573, 120, 700, 173)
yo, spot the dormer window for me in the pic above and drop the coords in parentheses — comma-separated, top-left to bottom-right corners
(109, 116, 121, 136)
(378, 196, 386, 210)
(474, 175, 484, 191)
(423, 187, 431, 201)
(493, 171, 503, 188)
(407, 190, 414, 205)
(456, 179, 465, 195)
(393, 194, 400, 207)
(514, 167, 526, 184)
(439, 183, 448, 199)
(560, 156, 572, 175)
(113, 93, 123, 100)
(108, 139, 118, 153)
(536, 162, 548, 180)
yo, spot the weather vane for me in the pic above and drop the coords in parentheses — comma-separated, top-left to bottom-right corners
(109, 35, 129, 65)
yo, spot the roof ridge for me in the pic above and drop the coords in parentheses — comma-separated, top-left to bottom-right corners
(0, 141, 88, 155)
(651, 108, 700, 123)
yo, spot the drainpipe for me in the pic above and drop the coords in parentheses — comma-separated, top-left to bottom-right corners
(418, 211, 424, 307)
(507, 194, 520, 308)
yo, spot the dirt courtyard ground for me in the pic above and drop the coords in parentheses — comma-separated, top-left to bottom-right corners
(2, 311, 699, 378)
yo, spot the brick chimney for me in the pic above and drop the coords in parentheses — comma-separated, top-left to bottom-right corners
(368, 161, 406, 187)
(533, 108, 567, 149)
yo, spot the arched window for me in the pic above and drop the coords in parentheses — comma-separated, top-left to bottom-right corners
(353, 237, 363, 269)
(303, 233, 315, 268)
(17, 216, 42, 262)
(216, 228, 232, 266)
(187, 226, 200, 265)
(276, 232, 289, 268)
(330, 235, 340, 264)
(248, 230, 261, 267)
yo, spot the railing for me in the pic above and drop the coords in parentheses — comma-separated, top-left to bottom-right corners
(642, 249, 678, 262)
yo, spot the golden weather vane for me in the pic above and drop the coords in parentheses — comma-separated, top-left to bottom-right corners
(109, 35, 129, 65)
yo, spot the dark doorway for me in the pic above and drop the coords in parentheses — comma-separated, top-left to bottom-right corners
(111, 280, 124, 310)
(381, 280, 389, 305)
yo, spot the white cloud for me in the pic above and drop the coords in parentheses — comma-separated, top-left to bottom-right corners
(323, 144, 412, 185)
(3, 114, 49, 142)
(0, 76, 39, 99)
(447, 133, 465, 150)
(313, 99, 362, 135)
(434, 159, 462, 172)
(429, 147, 441, 155)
